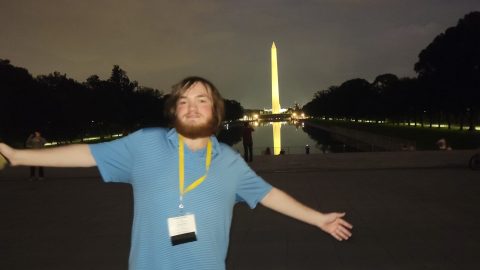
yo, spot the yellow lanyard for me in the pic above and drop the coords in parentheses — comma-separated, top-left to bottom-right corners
(178, 135, 212, 201)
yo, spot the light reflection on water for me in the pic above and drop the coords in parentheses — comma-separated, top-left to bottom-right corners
(231, 121, 330, 155)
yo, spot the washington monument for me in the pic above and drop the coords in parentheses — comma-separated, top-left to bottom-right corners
(271, 42, 281, 114)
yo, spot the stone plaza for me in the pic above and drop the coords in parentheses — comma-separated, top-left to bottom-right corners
(1, 150, 479, 269)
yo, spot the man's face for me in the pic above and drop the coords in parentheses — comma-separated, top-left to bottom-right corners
(174, 82, 215, 138)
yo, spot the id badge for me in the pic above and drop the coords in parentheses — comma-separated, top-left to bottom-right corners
(167, 214, 197, 246)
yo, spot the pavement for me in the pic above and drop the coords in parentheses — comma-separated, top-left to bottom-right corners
(1, 150, 479, 270)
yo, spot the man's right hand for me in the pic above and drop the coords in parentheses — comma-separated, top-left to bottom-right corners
(0, 143, 96, 168)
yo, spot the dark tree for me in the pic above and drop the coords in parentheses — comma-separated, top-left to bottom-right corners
(415, 11, 480, 130)
(131, 86, 167, 128)
(1, 61, 246, 145)
(224, 99, 244, 121)
(0, 59, 38, 144)
(36, 72, 91, 141)
(109, 65, 138, 93)
(337, 78, 377, 121)
(372, 74, 399, 91)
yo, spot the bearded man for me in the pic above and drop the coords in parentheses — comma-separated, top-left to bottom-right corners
(0, 76, 352, 270)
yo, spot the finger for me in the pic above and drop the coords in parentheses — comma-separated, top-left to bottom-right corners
(338, 219, 353, 229)
(335, 230, 350, 241)
(332, 232, 343, 241)
(337, 227, 352, 239)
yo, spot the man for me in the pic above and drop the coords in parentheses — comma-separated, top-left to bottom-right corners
(242, 122, 254, 162)
(25, 131, 47, 180)
(0, 76, 352, 270)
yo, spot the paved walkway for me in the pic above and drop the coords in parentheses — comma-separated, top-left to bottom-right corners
(1, 150, 479, 269)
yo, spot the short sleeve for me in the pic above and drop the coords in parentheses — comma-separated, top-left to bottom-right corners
(89, 130, 142, 183)
(235, 157, 273, 209)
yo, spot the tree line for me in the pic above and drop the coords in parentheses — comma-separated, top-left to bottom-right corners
(0, 62, 244, 145)
(303, 11, 480, 131)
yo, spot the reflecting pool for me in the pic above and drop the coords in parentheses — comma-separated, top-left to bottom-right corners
(218, 121, 354, 156)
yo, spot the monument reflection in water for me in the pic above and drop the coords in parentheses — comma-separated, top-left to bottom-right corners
(272, 122, 281, 155)
(227, 121, 336, 155)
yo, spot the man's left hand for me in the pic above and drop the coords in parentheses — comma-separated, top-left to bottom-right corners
(317, 212, 353, 241)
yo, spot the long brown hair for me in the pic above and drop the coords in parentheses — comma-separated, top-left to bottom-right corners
(165, 76, 225, 134)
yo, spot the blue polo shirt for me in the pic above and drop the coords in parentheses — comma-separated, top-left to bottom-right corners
(89, 128, 272, 270)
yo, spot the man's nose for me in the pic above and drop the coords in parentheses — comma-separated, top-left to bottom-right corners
(187, 101, 198, 111)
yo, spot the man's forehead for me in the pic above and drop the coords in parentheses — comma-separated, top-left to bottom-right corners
(180, 82, 212, 98)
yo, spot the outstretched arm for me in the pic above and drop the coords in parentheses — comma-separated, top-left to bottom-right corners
(0, 143, 96, 168)
(260, 187, 353, 241)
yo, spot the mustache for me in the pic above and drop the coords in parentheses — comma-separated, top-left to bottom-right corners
(184, 113, 201, 117)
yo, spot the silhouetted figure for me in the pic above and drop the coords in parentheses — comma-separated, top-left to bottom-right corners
(242, 122, 254, 162)
(26, 131, 47, 180)
(436, 138, 452, 151)
(264, 147, 271, 155)
(305, 145, 310, 154)
(401, 144, 416, 151)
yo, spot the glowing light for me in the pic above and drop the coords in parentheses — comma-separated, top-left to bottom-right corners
(271, 42, 281, 114)
(272, 122, 282, 155)
(83, 136, 101, 141)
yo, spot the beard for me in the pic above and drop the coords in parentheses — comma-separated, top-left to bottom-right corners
(174, 117, 215, 139)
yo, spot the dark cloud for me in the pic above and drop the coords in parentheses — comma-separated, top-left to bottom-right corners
(1, 0, 479, 108)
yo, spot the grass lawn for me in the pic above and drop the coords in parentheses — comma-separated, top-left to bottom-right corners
(310, 119, 480, 150)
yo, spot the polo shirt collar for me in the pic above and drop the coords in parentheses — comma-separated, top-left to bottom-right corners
(167, 128, 222, 156)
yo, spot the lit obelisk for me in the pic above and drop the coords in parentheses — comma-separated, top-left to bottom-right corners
(271, 42, 281, 114)
(271, 42, 282, 155)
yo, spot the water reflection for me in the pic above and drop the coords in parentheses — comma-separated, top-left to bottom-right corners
(302, 124, 358, 153)
(272, 122, 281, 155)
(217, 120, 357, 156)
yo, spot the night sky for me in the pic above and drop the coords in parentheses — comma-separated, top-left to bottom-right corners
(1, 0, 479, 109)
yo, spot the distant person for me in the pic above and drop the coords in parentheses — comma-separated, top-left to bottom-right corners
(264, 147, 271, 155)
(436, 138, 452, 151)
(401, 144, 416, 151)
(25, 131, 47, 180)
(242, 122, 254, 162)
(0, 76, 352, 270)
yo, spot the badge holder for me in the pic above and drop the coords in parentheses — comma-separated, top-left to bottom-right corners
(167, 197, 198, 246)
